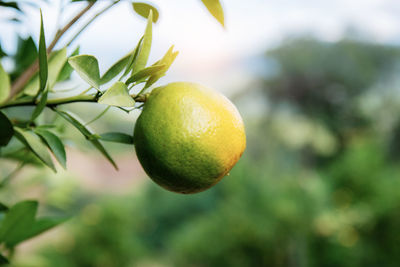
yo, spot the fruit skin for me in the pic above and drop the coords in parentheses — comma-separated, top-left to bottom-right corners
(134, 82, 246, 194)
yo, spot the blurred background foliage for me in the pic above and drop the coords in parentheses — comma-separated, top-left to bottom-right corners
(8, 37, 400, 266)
(3, 1, 400, 266)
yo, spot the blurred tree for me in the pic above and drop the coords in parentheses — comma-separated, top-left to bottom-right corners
(263, 38, 400, 157)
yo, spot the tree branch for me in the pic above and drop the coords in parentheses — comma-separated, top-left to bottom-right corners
(8, 2, 96, 101)
(0, 93, 147, 109)
(47, 1, 96, 53)
(66, 0, 120, 47)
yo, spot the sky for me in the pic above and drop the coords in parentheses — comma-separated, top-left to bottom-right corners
(2, 0, 400, 94)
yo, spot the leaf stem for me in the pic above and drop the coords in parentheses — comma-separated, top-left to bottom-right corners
(79, 86, 94, 95)
(85, 106, 110, 125)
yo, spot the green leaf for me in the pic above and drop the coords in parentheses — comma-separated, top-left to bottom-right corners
(47, 48, 68, 89)
(0, 203, 8, 212)
(24, 48, 68, 96)
(35, 124, 56, 129)
(131, 10, 153, 75)
(54, 110, 91, 136)
(125, 64, 165, 85)
(0, 111, 13, 147)
(22, 10, 49, 111)
(85, 106, 110, 126)
(68, 55, 101, 90)
(57, 46, 80, 82)
(0, 201, 66, 247)
(2, 148, 43, 166)
(100, 54, 130, 85)
(122, 37, 143, 77)
(34, 129, 66, 169)
(37, 9, 48, 98)
(144, 46, 178, 89)
(13, 37, 37, 77)
(99, 132, 134, 144)
(0, 200, 38, 247)
(0, 253, 9, 265)
(16, 216, 69, 244)
(0, 63, 10, 104)
(98, 82, 135, 107)
(31, 88, 48, 121)
(0, 1, 20, 12)
(0, 43, 7, 58)
(54, 109, 118, 170)
(14, 127, 56, 172)
(201, 0, 225, 27)
(21, 75, 38, 97)
(132, 2, 159, 23)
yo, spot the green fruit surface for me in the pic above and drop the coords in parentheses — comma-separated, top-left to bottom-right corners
(134, 82, 246, 194)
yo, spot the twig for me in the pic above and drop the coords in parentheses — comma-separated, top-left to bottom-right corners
(66, 0, 121, 47)
(0, 93, 147, 109)
(47, 1, 96, 53)
(85, 106, 110, 125)
(8, 2, 96, 101)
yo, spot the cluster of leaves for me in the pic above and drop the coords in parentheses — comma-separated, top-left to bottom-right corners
(0, 0, 225, 172)
(262, 38, 400, 150)
(0, 0, 225, 263)
(0, 201, 68, 264)
(1, 8, 177, 173)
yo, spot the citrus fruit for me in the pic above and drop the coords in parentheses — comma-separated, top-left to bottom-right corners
(133, 82, 246, 194)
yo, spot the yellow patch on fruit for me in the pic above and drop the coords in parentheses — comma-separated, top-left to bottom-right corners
(134, 82, 246, 194)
